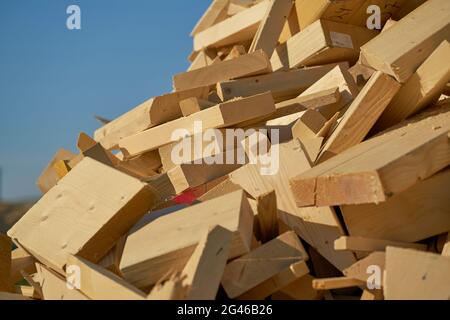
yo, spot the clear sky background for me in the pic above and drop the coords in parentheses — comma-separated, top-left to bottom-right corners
(0, 0, 210, 201)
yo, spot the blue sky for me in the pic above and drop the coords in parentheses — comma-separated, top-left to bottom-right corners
(0, 0, 210, 201)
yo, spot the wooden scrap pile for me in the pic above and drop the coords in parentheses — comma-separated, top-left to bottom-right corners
(1, 0, 450, 300)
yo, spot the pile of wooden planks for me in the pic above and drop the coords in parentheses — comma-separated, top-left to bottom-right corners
(1, 0, 449, 301)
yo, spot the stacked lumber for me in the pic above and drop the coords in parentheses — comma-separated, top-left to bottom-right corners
(1, 0, 449, 301)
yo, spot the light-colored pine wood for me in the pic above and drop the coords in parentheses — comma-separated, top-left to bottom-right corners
(255, 190, 278, 243)
(180, 97, 215, 117)
(334, 236, 427, 253)
(237, 261, 310, 300)
(182, 225, 233, 300)
(0, 235, 11, 292)
(360, 0, 450, 83)
(190, 0, 230, 36)
(222, 231, 308, 298)
(296, 64, 359, 119)
(384, 247, 450, 300)
(35, 263, 89, 300)
(249, 0, 294, 57)
(312, 277, 365, 290)
(343, 252, 385, 283)
(295, 0, 407, 29)
(8, 158, 159, 273)
(217, 63, 339, 102)
(10, 247, 36, 285)
(36, 149, 76, 194)
(94, 86, 209, 150)
(194, 1, 270, 51)
(173, 50, 272, 91)
(66, 255, 146, 300)
(290, 105, 450, 207)
(147, 273, 187, 300)
(292, 110, 327, 140)
(230, 140, 356, 271)
(271, 19, 378, 71)
(0, 292, 32, 300)
(317, 71, 401, 163)
(341, 169, 450, 243)
(374, 40, 450, 132)
(119, 190, 254, 288)
(274, 274, 323, 300)
(119, 92, 275, 157)
(361, 289, 384, 300)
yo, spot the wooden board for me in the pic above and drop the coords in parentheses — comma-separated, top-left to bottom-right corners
(343, 252, 386, 283)
(221, 231, 308, 298)
(297, 64, 359, 119)
(273, 274, 323, 300)
(230, 140, 356, 271)
(66, 255, 146, 300)
(10, 247, 36, 284)
(217, 63, 339, 102)
(119, 92, 275, 157)
(271, 19, 378, 71)
(290, 105, 450, 207)
(36, 263, 89, 300)
(373, 40, 450, 132)
(249, 0, 294, 57)
(36, 149, 76, 194)
(191, 0, 230, 36)
(317, 71, 401, 163)
(180, 97, 215, 117)
(119, 190, 254, 288)
(182, 225, 233, 300)
(296, 0, 408, 29)
(334, 236, 427, 253)
(312, 277, 364, 290)
(341, 168, 450, 243)
(360, 0, 450, 83)
(384, 247, 450, 300)
(194, 1, 270, 51)
(94, 86, 210, 150)
(173, 50, 272, 91)
(8, 158, 159, 273)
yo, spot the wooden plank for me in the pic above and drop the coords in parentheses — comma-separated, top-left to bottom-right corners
(221, 231, 308, 298)
(193, 1, 270, 51)
(217, 63, 339, 102)
(249, 0, 294, 57)
(115, 151, 161, 180)
(296, 64, 359, 119)
(35, 263, 89, 300)
(180, 97, 215, 117)
(384, 247, 450, 300)
(278, 2, 300, 44)
(237, 261, 309, 300)
(230, 140, 356, 271)
(181, 225, 233, 300)
(36, 149, 76, 194)
(360, 0, 450, 83)
(335, 236, 427, 253)
(317, 71, 401, 163)
(292, 110, 327, 140)
(173, 51, 272, 91)
(312, 277, 364, 290)
(66, 255, 146, 300)
(341, 169, 450, 243)
(343, 252, 385, 283)
(373, 40, 450, 132)
(94, 86, 210, 150)
(271, 19, 378, 71)
(273, 274, 323, 300)
(119, 92, 275, 157)
(290, 105, 450, 207)
(119, 190, 254, 288)
(190, 0, 230, 36)
(0, 292, 32, 300)
(8, 158, 159, 273)
(0, 234, 11, 292)
(255, 190, 278, 244)
(147, 273, 187, 300)
(10, 247, 36, 284)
